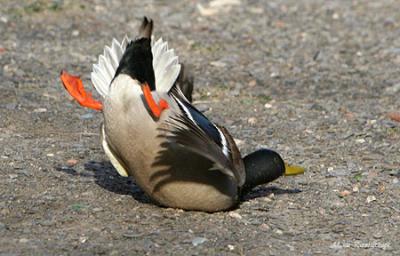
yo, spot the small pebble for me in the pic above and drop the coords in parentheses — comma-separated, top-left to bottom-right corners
(192, 237, 207, 246)
(286, 244, 295, 251)
(229, 212, 243, 220)
(0, 16, 8, 23)
(275, 20, 285, 28)
(332, 200, 345, 208)
(80, 113, 94, 120)
(79, 236, 88, 243)
(339, 190, 351, 197)
(327, 168, 347, 177)
(385, 83, 400, 93)
(387, 112, 400, 122)
(209, 0, 241, 8)
(47, 153, 54, 157)
(92, 207, 103, 212)
(227, 244, 235, 250)
(66, 159, 78, 166)
(197, 4, 218, 16)
(5, 103, 16, 110)
(72, 30, 80, 37)
(366, 195, 376, 203)
(332, 13, 339, 19)
(95, 5, 106, 12)
(264, 103, 272, 109)
(247, 117, 257, 125)
(19, 238, 29, 243)
(9, 174, 18, 179)
(33, 108, 47, 113)
(248, 7, 263, 14)
(270, 72, 279, 78)
(263, 197, 273, 203)
(123, 232, 142, 238)
(248, 80, 257, 87)
(0, 222, 7, 231)
(210, 61, 227, 67)
(356, 138, 365, 144)
(393, 178, 399, 184)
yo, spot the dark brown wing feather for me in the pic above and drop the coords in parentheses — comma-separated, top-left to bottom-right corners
(216, 125, 245, 186)
(159, 85, 245, 184)
(158, 113, 238, 180)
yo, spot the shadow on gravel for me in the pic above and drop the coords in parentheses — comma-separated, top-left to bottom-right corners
(56, 162, 301, 207)
(242, 186, 302, 201)
(56, 161, 152, 205)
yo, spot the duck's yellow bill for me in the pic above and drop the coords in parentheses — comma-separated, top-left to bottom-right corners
(284, 163, 305, 176)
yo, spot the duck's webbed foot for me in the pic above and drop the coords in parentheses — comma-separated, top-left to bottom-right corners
(60, 70, 103, 111)
(141, 83, 169, 119)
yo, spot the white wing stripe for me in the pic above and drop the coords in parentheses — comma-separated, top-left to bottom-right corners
(174, 96, 196, 123)
(216, 127, 229, 157)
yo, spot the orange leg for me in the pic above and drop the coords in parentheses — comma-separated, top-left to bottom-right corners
(141, 83, 169, 118)
(60, 70, 103, 111)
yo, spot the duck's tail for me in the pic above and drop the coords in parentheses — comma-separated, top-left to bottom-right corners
(89, 16, 180, 97)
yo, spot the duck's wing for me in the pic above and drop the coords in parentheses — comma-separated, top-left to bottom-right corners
(91, 36, 180, 98)
(217, 125, 245, 186)
(159, 86, 245, 185)
(159, 113, 239, 182)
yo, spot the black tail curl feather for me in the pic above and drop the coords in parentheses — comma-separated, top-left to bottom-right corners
(114, 17, 155, 90)
(139, 17, 153, 39)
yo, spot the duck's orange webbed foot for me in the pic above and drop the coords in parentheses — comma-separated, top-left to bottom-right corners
(141, 82, 169, 119)
(60, 70, 103, 111)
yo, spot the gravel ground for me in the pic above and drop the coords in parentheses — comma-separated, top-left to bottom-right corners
(1, 0, 400, 255)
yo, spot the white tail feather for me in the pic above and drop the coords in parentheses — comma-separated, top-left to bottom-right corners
(152, 39, 181, 93)
(91, 35, 180, 98)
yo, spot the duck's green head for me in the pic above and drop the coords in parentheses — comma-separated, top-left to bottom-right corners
(241, 149, 304, 194)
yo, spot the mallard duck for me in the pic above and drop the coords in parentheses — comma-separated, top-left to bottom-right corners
(60, 17, 304, 212)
